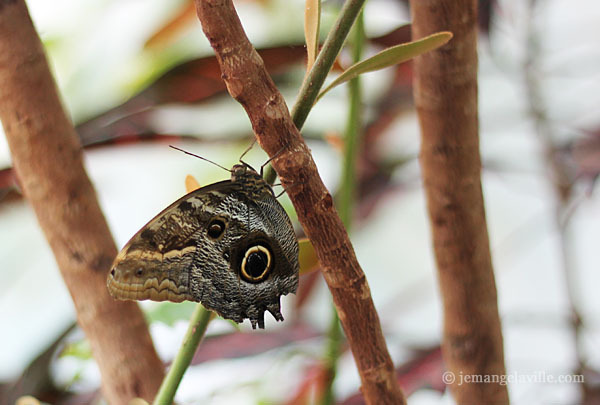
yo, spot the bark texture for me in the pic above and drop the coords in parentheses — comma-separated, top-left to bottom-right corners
(0, 2, 164, 404)
(410, 1, 509, 403)
(194, 1, 405, 403)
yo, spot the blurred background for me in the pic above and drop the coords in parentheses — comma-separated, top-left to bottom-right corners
(1, 0, 599, 403)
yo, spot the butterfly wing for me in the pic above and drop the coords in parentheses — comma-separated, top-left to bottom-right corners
(107, 180, 236, 303)
(189, 185, 299, 328)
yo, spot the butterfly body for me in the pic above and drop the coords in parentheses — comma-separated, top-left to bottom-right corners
(107, 164, 299, 329)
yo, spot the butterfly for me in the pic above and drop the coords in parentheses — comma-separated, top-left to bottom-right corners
(107, 161, 299, 329)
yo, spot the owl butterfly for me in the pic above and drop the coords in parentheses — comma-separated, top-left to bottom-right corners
(107, 155, 299, 329)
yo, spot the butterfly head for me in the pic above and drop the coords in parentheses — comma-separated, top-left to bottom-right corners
(231, 163, 258, 181)
(230, 163, 275, 198)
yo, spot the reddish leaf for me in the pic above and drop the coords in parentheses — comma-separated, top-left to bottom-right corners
(190, 323, 320, 364)
(286, 363, 328, 405)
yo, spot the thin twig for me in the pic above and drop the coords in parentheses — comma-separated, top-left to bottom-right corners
(291, 0, 366, 129)
(321, 10, 365, 405)
(153, 306, 213, 405)
(264, 0, 367, 185)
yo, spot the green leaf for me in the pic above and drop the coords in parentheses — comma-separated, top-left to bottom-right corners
(317, 31, 453, 101)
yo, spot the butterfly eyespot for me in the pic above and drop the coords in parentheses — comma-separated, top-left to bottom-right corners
(240, 245, 272, 282)
(207, 218, 226, 239)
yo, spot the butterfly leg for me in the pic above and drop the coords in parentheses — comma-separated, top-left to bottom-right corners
(273, 179, 306, 198)
(258, 144, 291, 177)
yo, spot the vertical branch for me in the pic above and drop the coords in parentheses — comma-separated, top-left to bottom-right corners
(0, 2, 164, 404)
(194, 1, 405, 403)
(410, 0, 509, 403)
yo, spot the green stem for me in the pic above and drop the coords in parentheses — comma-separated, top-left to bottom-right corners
(291, 0, 366, 129)
(321, 311, 343, 405)
(153, 305, 213, 405)
(264, 0, 367, 185)
(338, 13, 364, 226)
(321, 11, 365, 405)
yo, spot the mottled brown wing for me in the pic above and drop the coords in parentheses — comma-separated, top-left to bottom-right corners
(106, 180, 235, 303)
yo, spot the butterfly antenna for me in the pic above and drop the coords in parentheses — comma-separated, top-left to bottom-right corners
(169, 145, 231, 172)
(239, 138, 257, 163)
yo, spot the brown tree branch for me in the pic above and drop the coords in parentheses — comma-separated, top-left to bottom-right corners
(0, 2, 164, 404)
(409, 0, 509, 403)
(193, 0, 405, 403)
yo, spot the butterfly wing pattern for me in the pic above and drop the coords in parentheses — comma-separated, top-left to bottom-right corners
(107, 165, 299, 329)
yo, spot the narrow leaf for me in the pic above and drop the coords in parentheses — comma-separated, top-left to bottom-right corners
(144, 2, 196, 49)
(304, 0, 321, 72)
(317, 31, 453, 100)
